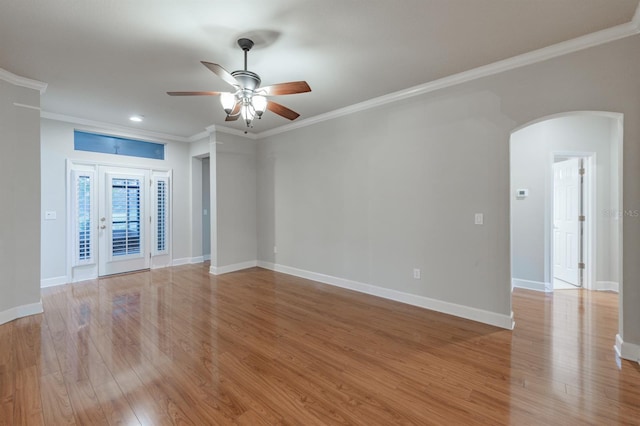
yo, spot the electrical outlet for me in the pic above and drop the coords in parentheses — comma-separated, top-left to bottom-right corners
(413, 268, 421, 279)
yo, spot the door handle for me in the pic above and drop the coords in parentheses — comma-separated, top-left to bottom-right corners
(100, 225, 106, 229)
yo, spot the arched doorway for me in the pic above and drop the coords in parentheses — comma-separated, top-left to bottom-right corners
(509, 111, 623, 343)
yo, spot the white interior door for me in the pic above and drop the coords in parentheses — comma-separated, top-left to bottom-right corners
(553, 158, 581, 286)
(98, 166, 150, 276)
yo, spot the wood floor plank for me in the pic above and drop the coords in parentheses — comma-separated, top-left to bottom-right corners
(14, 365, 44, 425)
(0, 322, 14, 419)
(92, 379, 141, 426)
(4, 264, 640, 425)
(0, 401, 13, 426)
(63, 377, 109, 426)
(39, 372, 76, 426)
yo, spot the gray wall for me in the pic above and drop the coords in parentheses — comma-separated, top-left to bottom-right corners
(216, 133, 257, 266)
(257, 34, 640, 346)
(511, 114, 619, 287)
(0, 81, 41, 314)
(259, 90, 512, 315)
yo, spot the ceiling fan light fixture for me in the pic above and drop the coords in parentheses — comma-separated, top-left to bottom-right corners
(241, 103, 255, 127)
(252, 95, 267, 117)
(220, 92, 236, 114)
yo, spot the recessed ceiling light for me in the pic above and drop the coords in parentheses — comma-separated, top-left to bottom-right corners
(129, 115, 143, 122)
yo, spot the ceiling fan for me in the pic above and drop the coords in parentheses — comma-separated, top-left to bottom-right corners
(167, 38, 311, 128)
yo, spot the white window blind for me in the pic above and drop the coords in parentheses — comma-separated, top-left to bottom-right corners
(153, 175, 170, 255)
(111, 178, 142, 256)
(72, 170, 94, 266)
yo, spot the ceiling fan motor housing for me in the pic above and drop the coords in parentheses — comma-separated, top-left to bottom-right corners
(231, 70, 261, 91)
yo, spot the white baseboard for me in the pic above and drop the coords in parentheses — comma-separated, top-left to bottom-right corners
(258, 261, 514, 330)
(203, 254, 211, 261)
(0, 301, 44, 326)
(71, 267, 97, 283)
(512, 278, 551, 292)
(190, 256, 205, 264)
(172, 257, 191, 266)
(615, 334, 640, 364)
(596, 281, 619, 292)
(41, 276, 67, 288)
(210, 260, 258, 275)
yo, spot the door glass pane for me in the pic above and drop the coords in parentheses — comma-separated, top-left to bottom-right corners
(156, 179, 167, 253)
(77, 175, 92, 261)
(112, 178, 141, 256)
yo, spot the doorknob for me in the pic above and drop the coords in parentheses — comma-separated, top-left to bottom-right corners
(100, 217, 106, 222)
(100, 225, 106, 229)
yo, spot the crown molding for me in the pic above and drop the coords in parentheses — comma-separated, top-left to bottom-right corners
(39, 110, 257, 144)
(211, 124, 259, 140)
(257, 20, 640, 139)
(13, 102, 41, 111)
(633, 2, 640, 31)
(188, 124, 258, 142)
(0, 68, 48, 94)
(187, 129, 211, 142)
(41, 111, 191, 143)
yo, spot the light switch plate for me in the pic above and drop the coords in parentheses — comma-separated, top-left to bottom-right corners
(474, 213, 483, 225)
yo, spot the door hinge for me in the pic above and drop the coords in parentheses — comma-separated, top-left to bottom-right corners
(578, 262, 585, 269)
(579, 215, 585, 222)
(579, 168, 585, 176)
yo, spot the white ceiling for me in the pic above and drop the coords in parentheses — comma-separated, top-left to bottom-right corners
(1, 0, 638, 138)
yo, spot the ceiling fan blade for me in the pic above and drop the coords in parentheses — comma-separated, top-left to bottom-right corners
(259, 81, 311, 96)
(267, 101, 300, 120)
(225, 103, 241, 121)
(167, 91, 223, 96)
(201, 61, 240, 88)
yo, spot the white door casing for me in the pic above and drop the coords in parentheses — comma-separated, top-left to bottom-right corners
(553, 158, 581, 286)
(67, 161, 173, 282)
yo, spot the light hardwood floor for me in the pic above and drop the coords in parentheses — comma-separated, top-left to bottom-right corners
(1, 264, 639, 425)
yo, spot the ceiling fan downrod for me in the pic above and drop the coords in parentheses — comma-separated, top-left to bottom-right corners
(237, 38, 254, 71)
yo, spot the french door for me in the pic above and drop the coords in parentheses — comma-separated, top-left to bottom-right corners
(68, 161, 171, 281)
(98, 167, 150, 276)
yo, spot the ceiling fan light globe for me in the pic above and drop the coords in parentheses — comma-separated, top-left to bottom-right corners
(220, 92, 236, 113)
(252, 95, 267, 116)
(241, 104, 255, 127)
